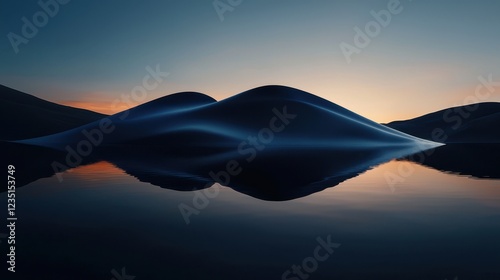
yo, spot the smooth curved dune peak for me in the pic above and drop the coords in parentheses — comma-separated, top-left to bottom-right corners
(8, 86, 446, 199)
(122, 91, 217, 119)
(17, 85, 442, 152)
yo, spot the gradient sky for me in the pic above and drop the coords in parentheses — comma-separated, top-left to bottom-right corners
(1, 0, 499, 123)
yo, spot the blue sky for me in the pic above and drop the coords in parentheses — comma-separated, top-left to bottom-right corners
(1, 0, 499, 122)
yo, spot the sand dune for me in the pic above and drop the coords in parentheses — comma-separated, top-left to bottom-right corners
(18, 85, 440, 151)
(8, 86, 444, 199)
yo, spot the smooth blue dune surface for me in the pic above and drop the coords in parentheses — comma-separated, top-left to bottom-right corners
(12, 86, 444, 200)
(18, 85, 441, 150)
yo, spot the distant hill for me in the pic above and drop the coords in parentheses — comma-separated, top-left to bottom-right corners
(384, 102, 500, 143)
(0, 85, 107, 140)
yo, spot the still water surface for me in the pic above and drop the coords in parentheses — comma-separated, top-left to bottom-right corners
(2, 159, 500, 280)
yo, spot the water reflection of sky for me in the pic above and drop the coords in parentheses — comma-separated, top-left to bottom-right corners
(4, 160, 499, 279)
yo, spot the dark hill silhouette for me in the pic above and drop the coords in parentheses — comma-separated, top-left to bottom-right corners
(125, 91, 216, 117)
(385, 102, 500, 143)
(10, 86, 443, 199)
(19, 85, 441, 152)
(0, 84, 107, 140)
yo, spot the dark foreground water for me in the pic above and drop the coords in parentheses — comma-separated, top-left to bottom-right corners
(1, 145, 500, 280)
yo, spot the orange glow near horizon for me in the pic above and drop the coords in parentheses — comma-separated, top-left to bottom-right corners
(299, 160, 500, 210)
(58, 98, 432, 124)
(60, 100, 121, 115)
(60, 95, 422, 123)
(62, 159, 500, 209)
(57, 80, 500, 123)
(67, 161, 126, 182)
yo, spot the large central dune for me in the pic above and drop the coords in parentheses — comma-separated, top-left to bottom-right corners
(10, 86, 445, 199)
(18, 85, 441, 152)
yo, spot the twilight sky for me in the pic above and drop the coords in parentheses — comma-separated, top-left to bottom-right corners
(1, 0, 499, 123)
